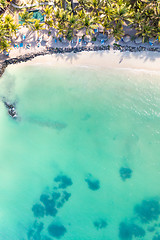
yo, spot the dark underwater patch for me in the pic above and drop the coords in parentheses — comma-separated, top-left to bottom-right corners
(48, 223, 67, 238)
(147, 226, 155, 232)
(42, 236, 52, 240)
(153, 235, 160, 240)
(40, 194, 57, 216)
(56, 191, 71, 208)
(33, 221, 44, 232)
(28, 117, 67, 130)
(85, 174, 100, 191)
(119, 222, 145, 239)
(52, 191, 61, 200)
(54, 174, 73, 189)
(120, 167, 132, 181)
(32, 203, 45, 218)
(93, 219, 107, 229)
(28, 221, 44, 240)
(134, 199, 160, 223)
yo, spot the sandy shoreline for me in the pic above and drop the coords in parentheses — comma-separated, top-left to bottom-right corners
(1, 48, 160, 80)
(17, 50, 160, 72)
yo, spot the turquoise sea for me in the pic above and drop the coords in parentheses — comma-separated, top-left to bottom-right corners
(0, 62, 160, 240)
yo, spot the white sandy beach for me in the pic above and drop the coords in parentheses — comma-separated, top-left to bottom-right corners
(18, 50, 160, 72)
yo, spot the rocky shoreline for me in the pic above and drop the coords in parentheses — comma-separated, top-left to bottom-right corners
(0, 43, 160, 78)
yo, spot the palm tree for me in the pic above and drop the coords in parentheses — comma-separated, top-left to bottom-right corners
(66, 12, 78, 40)
(0, 38, 11, 53)
(135, 19, 155, 42)
(100, 2, 113, 23)
(43, 5, 53, 18)
(0, 22, 10, 40)
(45, 18, 54, 30)
(110, 21, 124, 41)
(83, 15, 97, 35)
(112, 0, 132, 25)
(77, 11, 97, 35)
(89, 0, 104, 17)
(43, 5, 54, 30)
(32, 19, 45, 38)
(0, 19, 11, 52)
(19, 9, 34, 28)
(0, 0, 8, 10)
(3, 14, 20, 38)
(76, 0, 90, 11)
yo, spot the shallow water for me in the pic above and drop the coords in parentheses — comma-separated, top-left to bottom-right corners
(0, 63, 160, 240)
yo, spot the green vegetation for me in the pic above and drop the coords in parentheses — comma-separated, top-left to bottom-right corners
(0, 0, 160, 52)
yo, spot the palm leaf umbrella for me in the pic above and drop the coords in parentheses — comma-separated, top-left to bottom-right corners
(97, 33, 108, 41)
(134, 37, 142, 44)
(123, 34, 131, 43)
(84, 35, 91, 42)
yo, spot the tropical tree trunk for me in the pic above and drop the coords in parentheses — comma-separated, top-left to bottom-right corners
(70, 0, 74, 13)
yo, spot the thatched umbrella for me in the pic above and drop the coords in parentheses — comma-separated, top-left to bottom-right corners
(123, 34, 131, 43)
(62, 37, 67, 43)
(84, 35, 92, 42)
(134, 37, 142, 44)
(97, 33, 108, 41)
(149, 37, 156, 44)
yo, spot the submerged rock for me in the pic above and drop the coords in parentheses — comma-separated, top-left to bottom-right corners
(85, 174, 100, 191)
(52, 191, 61, 200)
(119, 222, 145, 239)
(153, 235, 160, 240)
(40, 194, 57, 216)
(93, 219, 107, 230)
(42, 236, 52, 240)
(56, 191, 71, 208)
(48, 223, 67, 238)
(28, 221, 44, 240)
(120, 167, 132, 181)
(3, 101, 18, 119)
(134, 199, 160, 223)
(54, 174, 73, 189)
(147, 226, 155, 232)
(32, 203, 45, 218)
(33, 221, 44, 232)
(27, 228, 35, 240)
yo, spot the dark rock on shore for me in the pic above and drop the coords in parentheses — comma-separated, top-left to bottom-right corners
(0, 45, 111, 78)
(0, 43, 159, 80)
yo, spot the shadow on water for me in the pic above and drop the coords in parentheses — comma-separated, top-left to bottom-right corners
(26, 117, 67, 131)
